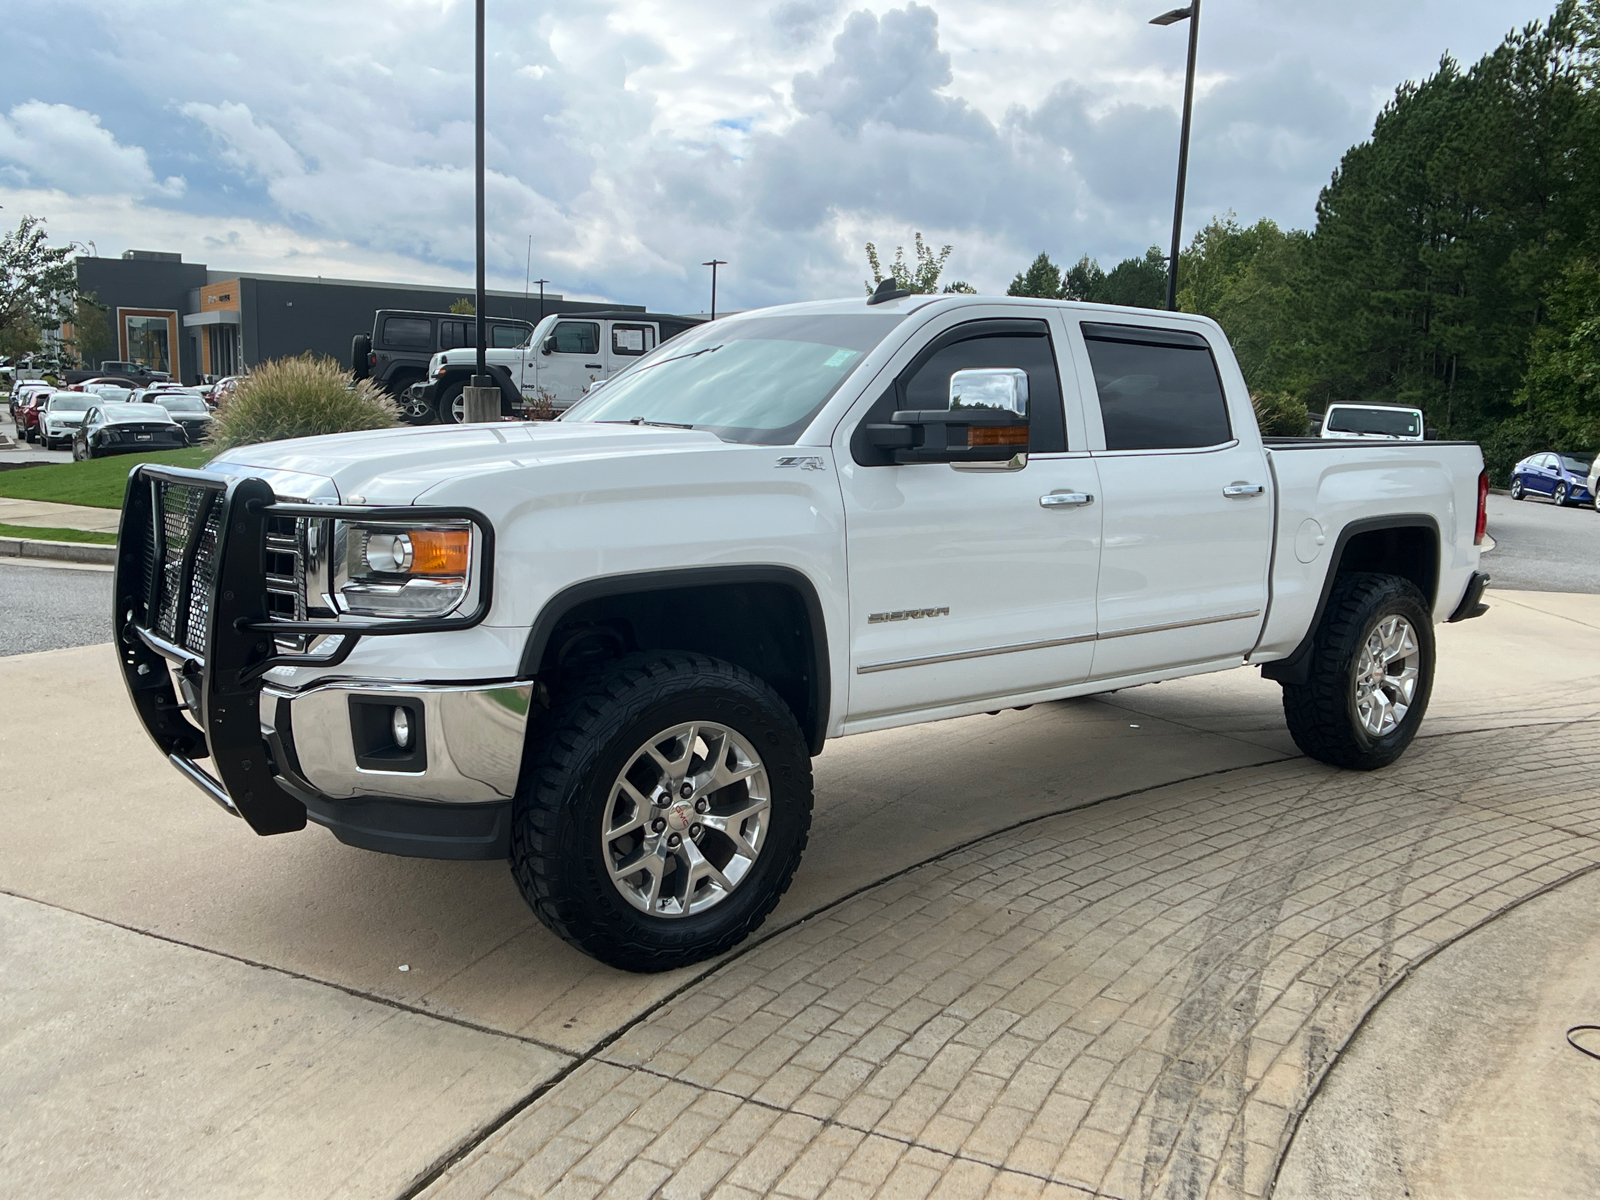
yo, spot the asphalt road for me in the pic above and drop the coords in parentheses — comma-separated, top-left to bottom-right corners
(1482, 491, 1600, 593)
(0, 490, 1591, 660)
(0, 562, 112, 657)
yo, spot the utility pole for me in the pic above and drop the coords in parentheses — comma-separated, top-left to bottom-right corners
(463, 0, 499, 422)
(702, 259, 727, 321)
(1151, 1, 1201, 312)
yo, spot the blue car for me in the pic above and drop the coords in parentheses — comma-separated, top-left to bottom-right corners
(1510, 451, 1594, 506)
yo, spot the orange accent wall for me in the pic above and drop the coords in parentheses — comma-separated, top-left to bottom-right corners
(201, 280, 241, 312)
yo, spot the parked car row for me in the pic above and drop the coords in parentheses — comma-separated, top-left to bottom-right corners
(10, 378, 213, 450)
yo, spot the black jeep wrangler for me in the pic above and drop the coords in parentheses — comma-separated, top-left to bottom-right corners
(351, 310, 533, 421)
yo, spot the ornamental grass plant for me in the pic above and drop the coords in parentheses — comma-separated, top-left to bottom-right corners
(208, 355, 397, 449)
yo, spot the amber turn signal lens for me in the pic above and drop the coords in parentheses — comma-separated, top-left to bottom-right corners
(967, 425, 1029, 447)
(408, 529, 471, 575)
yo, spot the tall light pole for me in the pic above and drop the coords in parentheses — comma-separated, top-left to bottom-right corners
(702, 259, 727, 321)
(533, 278, 549, 321)
(1151, 2, 1201, 312)
(473, 0, 488, 385)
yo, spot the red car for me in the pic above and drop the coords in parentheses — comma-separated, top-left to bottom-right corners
(13, 389, 51, 443)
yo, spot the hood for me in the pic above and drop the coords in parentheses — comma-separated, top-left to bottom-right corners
(207, 420, 726, 505)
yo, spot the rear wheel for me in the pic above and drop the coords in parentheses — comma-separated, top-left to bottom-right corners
(1509, 477, 1525, 500)
(511, 651, 813, 972)
(1280, 572, 1435, 770)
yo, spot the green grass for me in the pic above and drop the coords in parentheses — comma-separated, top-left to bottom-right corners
(0, 522, 117, 545)
(0, 447, 212, 509)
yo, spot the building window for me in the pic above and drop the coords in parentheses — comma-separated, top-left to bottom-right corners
(119, 309, 179, 375)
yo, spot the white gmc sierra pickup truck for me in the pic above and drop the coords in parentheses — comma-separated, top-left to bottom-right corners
(114, 288, 1491, 971)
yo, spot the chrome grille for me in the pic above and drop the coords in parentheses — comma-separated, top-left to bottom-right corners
(264, 516, 306, 623)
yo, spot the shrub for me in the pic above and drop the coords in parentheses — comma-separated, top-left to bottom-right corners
(208, 355, 398, 449)
(1251, 390, 1309, 438)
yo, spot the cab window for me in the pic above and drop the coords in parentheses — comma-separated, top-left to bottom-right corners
(851, 319, 1067, 464)
(550, 322, 600, 354)
(1082, 323, 1231, 451)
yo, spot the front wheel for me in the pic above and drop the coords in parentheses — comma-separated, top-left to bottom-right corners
(511, 651, 814, 972)
(1554, 482, 1570, 506)
(1280, 572, 1435, 770)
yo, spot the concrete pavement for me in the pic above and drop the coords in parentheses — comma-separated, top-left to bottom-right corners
(0, 497, 121, 533)
(1, 591, 1598, 1198)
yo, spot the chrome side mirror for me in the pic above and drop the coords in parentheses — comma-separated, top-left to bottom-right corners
(949, 368, 1028, 417)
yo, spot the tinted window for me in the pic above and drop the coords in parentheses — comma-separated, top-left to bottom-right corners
(439, 320, 469, 350)
(611, 324, 656, 357)
(902, 331, 1066, 453)
(491, 324, 526, 349)
(550, 322, 600, 354)
(382, 317, 433, 350)
(1083, 325, 1231, 451)
(157, 396, 209, 413)
(1326, 406, 1421, 437)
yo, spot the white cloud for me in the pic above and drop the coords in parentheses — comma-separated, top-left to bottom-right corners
(0, 102, 185, 198)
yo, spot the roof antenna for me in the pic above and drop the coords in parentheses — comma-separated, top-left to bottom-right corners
(868, 277, 912, 305)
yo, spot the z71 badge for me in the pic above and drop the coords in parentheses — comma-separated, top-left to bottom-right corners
(775, 456, 826, 471)
(868, 607, 950, 624)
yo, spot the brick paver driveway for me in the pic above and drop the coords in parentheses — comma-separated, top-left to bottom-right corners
(423, 717, 1600, 1200)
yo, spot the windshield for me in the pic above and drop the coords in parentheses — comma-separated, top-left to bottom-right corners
(1560, 454, 1593, 473)
(105, 403, 169, 422)
(561, 314, 905, 444)
(49, 395, 91, 411)
(1326, 406, 1421, 437)
(156, 395, 208, 413)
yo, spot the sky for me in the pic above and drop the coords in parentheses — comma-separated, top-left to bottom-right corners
(0, 0, 1560, 313)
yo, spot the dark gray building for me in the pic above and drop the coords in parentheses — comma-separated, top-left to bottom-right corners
(71, 250, 636, 384)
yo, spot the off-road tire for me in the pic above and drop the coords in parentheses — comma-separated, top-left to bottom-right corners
(510, 651, 813, 972)
(1281, 572, 1435, 770)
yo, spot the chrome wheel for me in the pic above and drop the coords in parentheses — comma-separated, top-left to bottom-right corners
(601, 721, 771, 918)
(1353, 615, 1420, 737)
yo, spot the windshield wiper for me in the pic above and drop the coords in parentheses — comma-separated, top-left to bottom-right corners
(636, 344, 723, 371)
(597, 418, 697, 430)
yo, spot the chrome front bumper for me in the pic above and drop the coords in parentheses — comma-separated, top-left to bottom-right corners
(260, 678, 533, 805)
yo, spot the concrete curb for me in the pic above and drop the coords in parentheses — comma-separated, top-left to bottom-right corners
(0, 535, 117, 565)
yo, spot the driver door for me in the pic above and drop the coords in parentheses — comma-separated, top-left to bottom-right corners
(837, 314, 1102, 724)
(532, 320, 604, 406)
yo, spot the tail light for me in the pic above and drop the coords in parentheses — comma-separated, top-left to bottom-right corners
(1474, 469, 1489, 545)
(368, 352, 377, 367)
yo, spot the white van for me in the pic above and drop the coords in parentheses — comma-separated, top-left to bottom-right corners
(416, 310, 704, 422)
(1320, 403, 1427, 441)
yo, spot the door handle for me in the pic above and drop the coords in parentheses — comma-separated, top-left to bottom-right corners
(584, 362, 604, 368)
(1223, 483, 1266, 497)
(1040, 491, 1094, 508)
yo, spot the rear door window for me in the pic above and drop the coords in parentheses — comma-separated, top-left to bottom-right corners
(382, 317, 434, 350)
(439, 320, 469, 350)
(1081, 323, 1231, 451)
(551, 322, 600, 355)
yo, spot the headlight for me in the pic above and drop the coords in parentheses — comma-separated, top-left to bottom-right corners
(334, 520, 475, 618)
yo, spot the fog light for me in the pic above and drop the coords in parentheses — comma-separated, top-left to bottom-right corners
(392, 706, 413, 750)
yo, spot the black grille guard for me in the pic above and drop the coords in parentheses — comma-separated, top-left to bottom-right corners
(114, 464, 496, 835)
